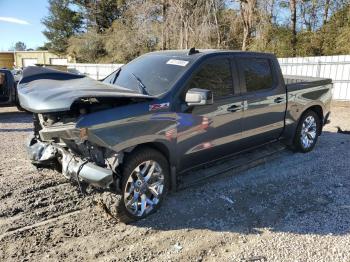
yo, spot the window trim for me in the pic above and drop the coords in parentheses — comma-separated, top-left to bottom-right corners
(235, 56, 278, 95)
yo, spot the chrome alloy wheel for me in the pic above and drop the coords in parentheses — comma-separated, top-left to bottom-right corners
(123, 160, 165, 217)
(300, 115, 317, 149)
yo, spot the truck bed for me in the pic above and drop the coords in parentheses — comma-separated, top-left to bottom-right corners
(284, 75, 332, 91)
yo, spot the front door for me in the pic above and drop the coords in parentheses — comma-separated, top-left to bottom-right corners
(236, 56, 287, 147)
(176, 56, 244, 172)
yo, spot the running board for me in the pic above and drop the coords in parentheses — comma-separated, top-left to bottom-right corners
(177, 142, 287, 190)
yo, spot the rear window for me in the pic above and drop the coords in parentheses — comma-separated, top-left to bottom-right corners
(238, 58, 274, 93)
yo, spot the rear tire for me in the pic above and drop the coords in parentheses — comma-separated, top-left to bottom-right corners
(294, 110, 321, 153)
(117, 147, 170, 223)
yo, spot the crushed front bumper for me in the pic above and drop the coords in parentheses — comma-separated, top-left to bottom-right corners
(26, 136, 114, 189)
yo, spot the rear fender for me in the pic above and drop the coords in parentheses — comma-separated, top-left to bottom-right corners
(282, 82, 332, 145)
(282, 99, 330, 146)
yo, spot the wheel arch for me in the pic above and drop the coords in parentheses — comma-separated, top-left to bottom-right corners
(282, 103, 325, 146)
(133, 142, 171, 163)
(122, 141, 177, 192)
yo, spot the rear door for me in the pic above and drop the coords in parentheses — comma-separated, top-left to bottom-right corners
(176, 56, 244, 171)
(235, 55, 286, 147)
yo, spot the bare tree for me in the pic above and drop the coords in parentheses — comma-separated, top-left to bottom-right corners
(300, 0, 319, 31)
(211, 0, 221, 47)
(161, 0, 169, 50)
(172, 0, 197, 49)
(323, 0, 331, 25)
(289, 0, 297, 56)
(239, 0, 257, 50)
(61, 0, 350, 62)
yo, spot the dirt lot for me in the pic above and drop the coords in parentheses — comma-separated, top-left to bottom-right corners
(0, 103, 350, 262)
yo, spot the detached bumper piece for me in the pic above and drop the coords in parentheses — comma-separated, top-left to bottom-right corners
(26, 136, 113, 189)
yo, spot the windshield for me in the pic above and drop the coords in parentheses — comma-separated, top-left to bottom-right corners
(103, 54, 192, 96)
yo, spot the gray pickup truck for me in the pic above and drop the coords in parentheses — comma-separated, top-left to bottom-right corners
(19, 49, 332, 221)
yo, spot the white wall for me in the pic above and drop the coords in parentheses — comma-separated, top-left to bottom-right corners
(68, 55, 350, 100)
(67, 63, 123, 80)
(278, 55, 350, 100)
(50, 58, 68, 65)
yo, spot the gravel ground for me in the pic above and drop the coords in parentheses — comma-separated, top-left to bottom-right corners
(0, 102, 350, 262)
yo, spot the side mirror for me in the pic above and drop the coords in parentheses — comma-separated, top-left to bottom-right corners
(185, 88, 213, 106)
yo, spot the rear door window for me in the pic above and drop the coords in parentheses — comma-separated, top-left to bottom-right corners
(186, 58, 233, 98)
(238, 57, 274, 93)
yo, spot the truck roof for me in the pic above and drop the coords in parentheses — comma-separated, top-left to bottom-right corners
(147, 49, 275, 60)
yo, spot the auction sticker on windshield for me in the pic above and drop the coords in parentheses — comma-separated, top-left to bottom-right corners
(166, 59, 189, 67)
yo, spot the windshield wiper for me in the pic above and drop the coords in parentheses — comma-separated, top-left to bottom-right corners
(130, 72, 149, 95)
(102, 67, 121, 84)
(113, 67, 122, 83)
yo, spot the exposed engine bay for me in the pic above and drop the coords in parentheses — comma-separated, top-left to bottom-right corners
(36, 96, 147, 128)
(17, 67, 156, 194)
(26, 97, 142, 192)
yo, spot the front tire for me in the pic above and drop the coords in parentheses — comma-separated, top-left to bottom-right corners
(294, 110, 321, 153)
(117, 147, 170, 223)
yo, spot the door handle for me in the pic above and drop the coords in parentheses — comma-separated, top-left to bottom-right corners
(274, 97, 284, 103)
(227, 104, 243, 112)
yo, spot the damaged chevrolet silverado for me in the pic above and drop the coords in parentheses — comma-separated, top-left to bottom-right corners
(18, 49, 332, 221)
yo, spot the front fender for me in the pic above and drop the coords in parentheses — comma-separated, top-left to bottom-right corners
(79, 108, 179, 166)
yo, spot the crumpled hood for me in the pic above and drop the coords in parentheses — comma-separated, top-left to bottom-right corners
(18, 66, 154, 113)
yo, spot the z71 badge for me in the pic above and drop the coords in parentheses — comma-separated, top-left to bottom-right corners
(149, 102, 170, 111)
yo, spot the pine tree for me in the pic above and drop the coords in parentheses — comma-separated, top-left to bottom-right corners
(42, 0, 83, 54)
(72, 0, 124, 32)
(14, 41, 27, 51)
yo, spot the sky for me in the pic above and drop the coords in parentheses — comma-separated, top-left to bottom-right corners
(0, 0, 49, 51)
